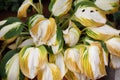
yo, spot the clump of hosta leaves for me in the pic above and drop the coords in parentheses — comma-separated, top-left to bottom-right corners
(0, 0, 120, 80)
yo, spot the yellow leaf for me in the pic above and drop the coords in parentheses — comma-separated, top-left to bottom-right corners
(17, 0, 33, 18)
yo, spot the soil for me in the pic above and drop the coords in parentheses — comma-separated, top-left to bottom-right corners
(0, 10, 17, 20)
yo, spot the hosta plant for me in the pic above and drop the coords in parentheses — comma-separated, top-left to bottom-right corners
(0, 0, 120, 80)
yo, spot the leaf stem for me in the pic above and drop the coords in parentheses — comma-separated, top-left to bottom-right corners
(20, 32, 30, 35)
(39, 0, 43, 14)
(61, 15, 73, 29)
(31, 3, 40, 14)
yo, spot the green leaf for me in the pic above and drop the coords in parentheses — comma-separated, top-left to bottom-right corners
(27, 14, 44, 29)
(0, 17, 21, 30)
(4, 24, 24, 39)
(4, 25, 24, 39)
(57, 27, 64, 51)
(100, 41, 108, 54)
(86, 29, 98, 40)
(89, 0, 96, 2)
(27, 14, 38, 28)
(0, 17, 24, 40)
(19, 70, 25, 80)
(37, 45, 47, 54)
(44, 45, 54, 54)
(48, 0, 56, 12)
(74, 0, 97, 12)
(113, 10, 120, 29)
(72, 20, 84, 30)
(19, 46, 31, 57)
(114, 11, 120, 20)
(82, 36, 94, 45)
(0, 49, 19, 78)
